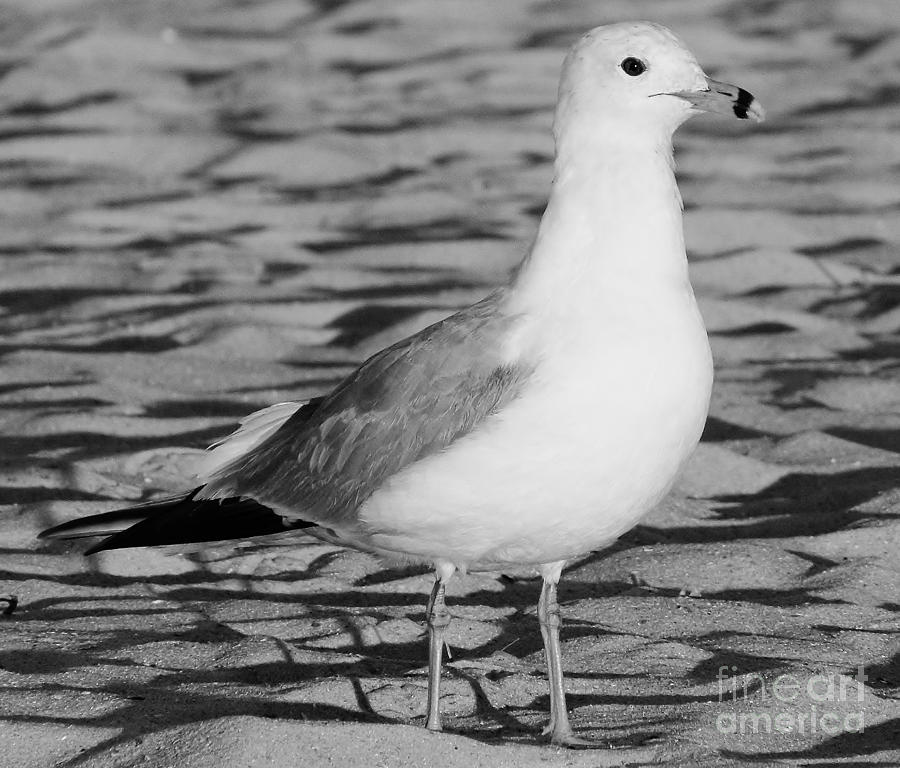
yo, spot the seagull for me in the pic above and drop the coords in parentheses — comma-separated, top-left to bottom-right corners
(40, 21, 763, 748)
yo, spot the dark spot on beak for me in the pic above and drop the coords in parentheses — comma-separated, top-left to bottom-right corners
(733, 87, 754, 119)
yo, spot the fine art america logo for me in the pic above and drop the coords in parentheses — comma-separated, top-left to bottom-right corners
(716, 666, 866, 736)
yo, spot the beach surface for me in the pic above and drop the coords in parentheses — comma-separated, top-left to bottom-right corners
(2, 0, 899, 765)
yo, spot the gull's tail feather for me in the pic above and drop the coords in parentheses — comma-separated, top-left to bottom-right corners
(39, 490, 315, 555)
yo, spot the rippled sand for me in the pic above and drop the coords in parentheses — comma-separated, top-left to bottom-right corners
(2, 1, 899, 766)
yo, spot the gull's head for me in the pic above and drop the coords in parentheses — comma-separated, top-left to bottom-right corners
(555, 22, 764, 150)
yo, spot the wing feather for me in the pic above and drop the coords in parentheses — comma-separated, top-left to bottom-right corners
(193, 400, 317, 483)
(200, 290, 533, 525)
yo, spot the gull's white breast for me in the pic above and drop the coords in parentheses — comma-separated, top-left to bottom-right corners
(355, 284, 713, 569)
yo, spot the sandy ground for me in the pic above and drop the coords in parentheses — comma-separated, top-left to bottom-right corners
(2, 0, 900, 765)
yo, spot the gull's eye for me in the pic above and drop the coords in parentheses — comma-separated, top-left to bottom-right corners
(621, 57, 647, 76)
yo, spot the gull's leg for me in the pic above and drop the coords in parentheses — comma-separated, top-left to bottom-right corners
(536, 565, 663, 754)
(425, 565, 453, 731)
(537, 561, 597, 748)
(538, 572, 577, 743)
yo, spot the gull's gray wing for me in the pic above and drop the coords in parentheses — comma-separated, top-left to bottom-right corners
(201, 289, 534, 524)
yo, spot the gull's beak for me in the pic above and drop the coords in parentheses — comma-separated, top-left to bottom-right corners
(670, 77, 765, 122)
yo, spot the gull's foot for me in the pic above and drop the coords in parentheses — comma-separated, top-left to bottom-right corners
(546, 725, 607, 749)
(545, 725, 666, 759)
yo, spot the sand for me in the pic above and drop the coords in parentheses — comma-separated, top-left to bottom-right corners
(2, 0, 899, 766)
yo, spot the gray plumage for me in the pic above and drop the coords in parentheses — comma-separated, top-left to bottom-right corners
(199, 289, 534, 524)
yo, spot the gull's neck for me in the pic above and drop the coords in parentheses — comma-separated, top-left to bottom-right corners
(511, 129, 689, 318)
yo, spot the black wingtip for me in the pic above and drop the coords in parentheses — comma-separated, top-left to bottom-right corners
(63, 494, 317, 554)
(732, 87, 754, 119)
(38, 512, 146, 541)
(38, 493, 198, 542)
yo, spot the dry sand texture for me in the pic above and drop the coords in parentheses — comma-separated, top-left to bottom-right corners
(2, 0, 900, 766)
